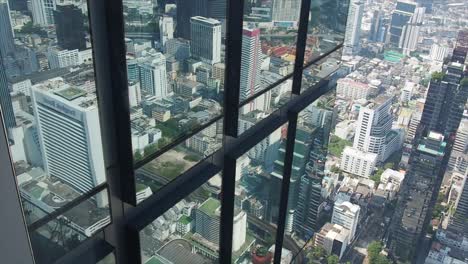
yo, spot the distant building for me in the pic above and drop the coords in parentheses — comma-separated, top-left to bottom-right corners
(54, 5, 86, 51)
(159, 16, 174, 47)
(343, 0, 363, 54)
(31, 0, 56, 26)
(190, 16, 222, 64)
(138, 52, 168, 98)
(271, 0, 300, 22)
(388, 1, 418, 46)
(0, 0, 15, 57)
(336, 78, 370, 100)
(314, 223, 350, 259)
(331, 201, 360, 241)
(0, 57, 16, 137)
(340, 146, 377, 178)
(32, 84, 107, 205)
(47, 48, 80, 69)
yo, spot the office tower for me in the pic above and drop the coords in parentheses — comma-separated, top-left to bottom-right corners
(165, 38, 191, 62)
(0, 57, 15, 135)
(54, 5, 86, 51)
(430, 44, 450, 63)
(190, 16, 221, 64)
(207, 0, 226, 19)
(390, 132, 448, 260)
(126, 59, 139, 83)
(0, 0, 14, 57)
(175, 0, 208, 39)
(343, 0, 363, 54)
(448, 119, 468, 173)
(138, 52, 168, 99)
(293, 171, 322, 239)
(336, 78, 370, 100)
(331, 201, 360, 241)
(448, 166, 468, 237)
(31, 86, 107, 201)
(399, 6, 424, 56)
(340, 146, 377, 178)
(271, 0, 300, 22)
(368, 10, 384, 42)
(419, 63, 468, 138)
(31, 0, 56, 26)
(159, 16, 174, 48)
(388, 1, 418, 47)
(47, 48, 80, 69)
(353, 96, 402, 162)
(239, 27, 261, 106)
(314, 223, 350, 259)
(451, 30, 468, 64)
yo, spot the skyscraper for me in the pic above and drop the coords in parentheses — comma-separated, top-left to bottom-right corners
(353, 96, 402, 162)
(159, 16, 174, 48)
(343, 0, 363, 54)
(138, 52, 168, 99)
(448, 166, 468, 237)
(0, 56, 15, 136)
(451, 30, 468, 64)
(190, 16, 222, 64)
(331, 201, 360, 241)
(388, 1, 418, 46)
(389, 132, 448, 260)
(31, 0, 56, 26)
(0, 0, 15, 57)
(271, 0, 300, 22)
(54, 5, 86, 51)
(399, 6, 424, 55)
(31, 85, 107, 203)
(239, 27, 261, 111)
(368, 10, 385, 42)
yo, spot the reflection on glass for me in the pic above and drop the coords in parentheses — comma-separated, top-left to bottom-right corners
(140, 173, 222, 264)
(135, 120, 222, 203)
(232, 125, 288, 263)
(238, 77, 292, 137)
(301, 48, 343, 93)
(29, 189, 111, 264)
(241, 0, 300, 104)
(123, 1, 226, 162)
(282, 91, 336, 262)
(97, 253, 116, 264)
(305, 0, 349, 63)
(0, 0, 109, 232)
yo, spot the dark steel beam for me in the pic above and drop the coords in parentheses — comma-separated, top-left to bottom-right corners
(55, 238, 114, 264)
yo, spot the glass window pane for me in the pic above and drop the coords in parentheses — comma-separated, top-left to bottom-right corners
(29, 189, 111, 264)
(282, 91, 336, 262)
(135, 120, 222, 203)
(232, 124, 287, 263)
(140, 173, 222, 264)
(0, 0, 110, 237)
(123, 1, 226, 163)
(97, 253, 116, 264)
(301, 48, 343, 93)
(305, 0, 349, 64)
(238, 77, 292, 137)
(240, 0, 300, 105)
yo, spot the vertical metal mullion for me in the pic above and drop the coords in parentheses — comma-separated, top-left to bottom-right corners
(273, 113, 298, 264)
(274, 0, 311, 262)
(87, 0, 139, 263)
(222, 0, 244, 137)
(292, 0, 312, 95)
(220, 0, 245, 262)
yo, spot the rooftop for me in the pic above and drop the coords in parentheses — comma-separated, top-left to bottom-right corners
(198, 197, 220, 217)
(54, 87, 87, 101)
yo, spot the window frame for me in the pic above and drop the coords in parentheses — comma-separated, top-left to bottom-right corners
(0, 0, 346, 262)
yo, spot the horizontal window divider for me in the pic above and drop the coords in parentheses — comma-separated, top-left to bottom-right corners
(290, 79, 332, 113)
(126, 159, 221, 231)
(27, 182, 108, 233)
(239, 74, 293, 108)
(133, 115, 223, 169)
(54, 237, 114, 264)
(303, 44, 344, 70)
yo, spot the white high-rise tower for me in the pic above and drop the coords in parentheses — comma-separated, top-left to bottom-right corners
(32, 84, 107, 205)
(344, 0, 364, 55)
(31, 0, 57, 26)
(159, 16, 174, 48)
(190, 16, 222, 64)
(271, 0, 301, 22)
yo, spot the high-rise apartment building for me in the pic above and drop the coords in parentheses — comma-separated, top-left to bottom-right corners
(138, 52, 168, 99)
(448, 118, 468, 173)
(271, 0, 300, 22)
(240, 28, 261, 103)
(344, 0, 363, 54)
(159, 16, 174, 48)
(368, 10, 385, 43)
(399, 6, 424, 55)
(0, 0, 14, 57)
(31, 85, 107, 201)
(31, 0, 56, 26)
(190, 16, 222, 64)
(340, 146, 378, 178)
(54, 5, 86, 51)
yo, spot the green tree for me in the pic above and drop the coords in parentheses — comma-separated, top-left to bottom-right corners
(327, 254, 339, 264)
(134, 151, 143, 161)
(367, 241, 383, 263)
